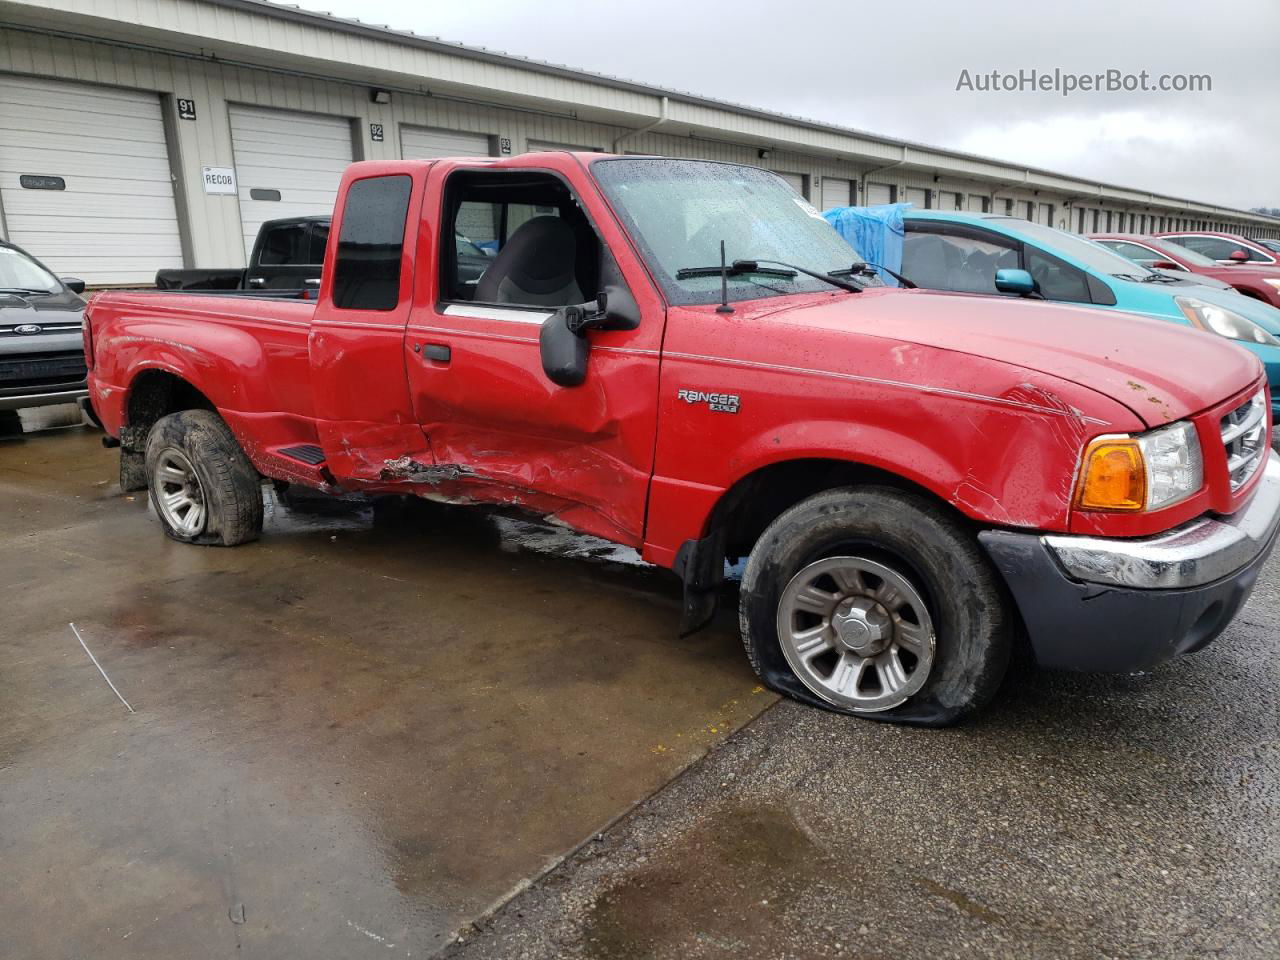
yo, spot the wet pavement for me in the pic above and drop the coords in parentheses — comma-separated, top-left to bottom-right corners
(449, 573, 1280, 958)
(0, 413, 771, 959)
(3, 409, 1278, 960)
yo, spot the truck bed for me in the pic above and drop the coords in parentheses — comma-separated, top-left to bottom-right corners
(87, 290, 321, 484)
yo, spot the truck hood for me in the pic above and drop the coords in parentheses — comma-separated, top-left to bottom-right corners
(790, 288, 1261, 427)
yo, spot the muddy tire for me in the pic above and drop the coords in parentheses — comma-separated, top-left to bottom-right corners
(739, 486, 1012, 727)
(144, 410, 263, 546)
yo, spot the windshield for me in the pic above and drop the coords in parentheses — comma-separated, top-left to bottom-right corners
(592, 158, 861, 305)
(992, 218, 1155, 278)
(0, 245, 59, 293)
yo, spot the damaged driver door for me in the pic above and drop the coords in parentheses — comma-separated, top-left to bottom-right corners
(401, 160, 666, 547)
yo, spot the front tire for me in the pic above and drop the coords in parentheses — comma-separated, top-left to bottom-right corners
(739, 486, 1012, 726)
(145, 410, 263, 546)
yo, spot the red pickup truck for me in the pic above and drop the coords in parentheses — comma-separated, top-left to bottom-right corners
(84, 154, 1280, 726)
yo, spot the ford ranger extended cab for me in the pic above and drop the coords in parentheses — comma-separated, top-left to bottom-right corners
(84, 154, 1280, 726)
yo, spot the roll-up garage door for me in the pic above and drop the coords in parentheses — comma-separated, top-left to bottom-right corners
(401, 126, 491, 159)
(228, 105, 353, 260)
(966, 193, 987, 212)
(772, 171, 806, 198)
(866, 183, 893, 205)
(904, 188, 929, 210)
(0, 75, 183, 286)
(821, 177, 852, 211)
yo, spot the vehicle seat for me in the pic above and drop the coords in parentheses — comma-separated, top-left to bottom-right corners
(474, 216, 583, 306)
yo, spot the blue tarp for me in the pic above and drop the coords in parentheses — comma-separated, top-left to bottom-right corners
(822, 203, 911, 286)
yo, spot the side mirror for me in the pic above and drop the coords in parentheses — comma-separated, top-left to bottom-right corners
(61, 277, 86, 294)
(538, 285, 641, 388)
(994, 268, 1037, 296)
(1228, 250, 1250, 263)
(540, 306, 591, 387)
(1151, 260, 1181, 271)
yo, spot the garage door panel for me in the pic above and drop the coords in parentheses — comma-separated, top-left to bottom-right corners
(0, 75, 183, 285)
(866, 183, 893, 205)
(821, 177, 852, 210)
(229, 104, 353, 260)
(0, 79, 167, 122)
(527, 139, 597, 152)
(401, 126, 491, 159)
(772, 172, 805, 197)
(230, 134, 353, 162)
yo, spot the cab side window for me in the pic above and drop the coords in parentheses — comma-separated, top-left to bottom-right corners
(332, 175, 412, 310)
(440, 171, 600, 308)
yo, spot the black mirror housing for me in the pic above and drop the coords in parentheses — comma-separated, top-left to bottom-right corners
(61, 277, 86, 294)
(539, 284, 641, 387)
(540, 306, 590, 387)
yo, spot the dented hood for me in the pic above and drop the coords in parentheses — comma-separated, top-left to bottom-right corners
(790, 289, 1262, 427)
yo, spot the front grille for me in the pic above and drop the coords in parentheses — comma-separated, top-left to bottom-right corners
(0, 350, 88, 391)
(0, 321, 82, 338)
(1220, 390, 1267, 492)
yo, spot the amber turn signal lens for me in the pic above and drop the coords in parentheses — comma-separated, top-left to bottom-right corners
(1076, 438, 1146, 512)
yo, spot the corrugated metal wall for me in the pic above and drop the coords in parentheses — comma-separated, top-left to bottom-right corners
(0, 24, 1272, 283)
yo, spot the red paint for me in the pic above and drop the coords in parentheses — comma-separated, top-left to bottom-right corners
(86, 155, 1270, 572)
(1094, 233, 1280, 307)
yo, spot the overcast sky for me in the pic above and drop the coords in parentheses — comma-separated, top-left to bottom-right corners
(293, 0, 1279, 210)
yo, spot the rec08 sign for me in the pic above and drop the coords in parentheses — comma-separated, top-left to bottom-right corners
(201, 166, 237, 196)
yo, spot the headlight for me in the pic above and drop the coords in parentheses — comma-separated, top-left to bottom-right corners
(1176, 296, 1280, 346)
(1076, 421, 1203, 512)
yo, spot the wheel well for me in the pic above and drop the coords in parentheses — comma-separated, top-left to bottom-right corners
(121, 370, 213, 452)
(707, 458, 966, 560)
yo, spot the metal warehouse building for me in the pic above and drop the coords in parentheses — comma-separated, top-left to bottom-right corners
(1, 0, 1277, 286)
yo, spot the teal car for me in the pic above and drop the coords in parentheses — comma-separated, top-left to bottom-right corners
(900, 211, 1280, 420)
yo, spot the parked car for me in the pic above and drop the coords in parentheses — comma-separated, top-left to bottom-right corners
(1257, 239, 1280, 255)
(155, 216, 330, 292)
(84, 155, 1279, 726)
(1155, 230, 1279, 267)
(0, 239, 89, 414)
(900, 211, 1280, 421)
(1091, 233, 1280, 307)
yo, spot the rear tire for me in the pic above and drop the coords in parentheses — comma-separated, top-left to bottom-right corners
(145, 410, 263, 546)
(739, 486, 1012, 726)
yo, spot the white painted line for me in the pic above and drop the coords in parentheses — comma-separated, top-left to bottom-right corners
(69, 622, 134, 713)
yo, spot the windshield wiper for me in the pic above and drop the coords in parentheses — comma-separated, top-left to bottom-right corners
(676, 258, 863, 293)
(0, 287, 52, 296)
(1140, 272, 1181, 283)
(676, 262, 797, 281)
(832, 261, 917, 289)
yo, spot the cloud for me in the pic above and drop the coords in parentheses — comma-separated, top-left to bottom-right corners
(292, 0, 1280, 209)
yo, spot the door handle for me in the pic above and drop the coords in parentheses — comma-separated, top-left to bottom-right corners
(247, 277, 266, 287)
(421, 343, 451, 362)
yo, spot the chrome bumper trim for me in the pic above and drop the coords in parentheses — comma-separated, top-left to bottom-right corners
(1044, 452, 1280, 589)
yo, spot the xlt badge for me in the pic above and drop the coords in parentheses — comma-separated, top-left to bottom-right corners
(677, 388, 740, 414)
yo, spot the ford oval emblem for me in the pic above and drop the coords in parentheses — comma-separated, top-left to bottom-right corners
(14, 324, 43, 335)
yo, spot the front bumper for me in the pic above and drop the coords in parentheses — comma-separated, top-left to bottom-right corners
(0, 386, 88, 412)
(980, 453, 1280, 672)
